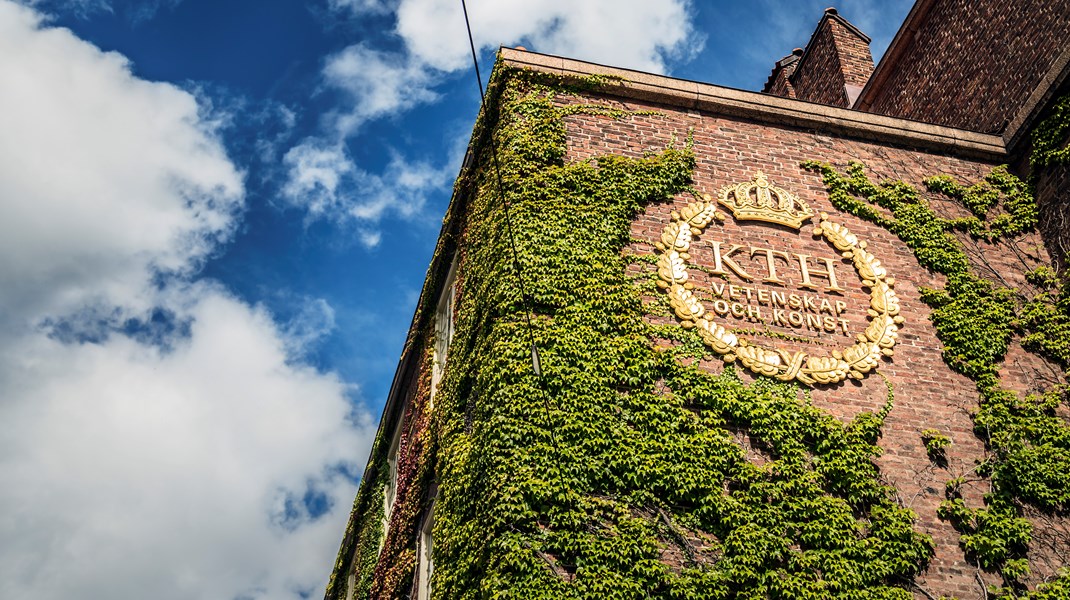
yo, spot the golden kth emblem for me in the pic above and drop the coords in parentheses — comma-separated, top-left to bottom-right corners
(718, 171, 814, 229)
(653, 172, 904, 386)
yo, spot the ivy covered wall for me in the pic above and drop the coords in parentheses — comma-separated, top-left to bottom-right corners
(328, 63, 1070, 600)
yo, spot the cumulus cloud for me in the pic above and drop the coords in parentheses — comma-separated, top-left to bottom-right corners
(22, 0, 111, 17)
(322, 42, 439, 137)
(281, 139, 452, 245)
(0, 2, 373, 598)
(281, 295, 339, 356)
(283, 0, 701, 236)
(326, 0, 392, 16)
(397, 0, 700, 74)
(23, 0, 184, 22)
(329, 0, 699, 74)
(0, 1, 242, 325)
(0, 285, 368, 600)
(322, 0, 699, 137)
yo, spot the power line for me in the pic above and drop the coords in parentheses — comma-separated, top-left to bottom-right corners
(460, 0, 545, 383)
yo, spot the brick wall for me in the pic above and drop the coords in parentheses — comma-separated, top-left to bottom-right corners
(1035, 162, 1070, 268)
(861, 0, 1070, 134)
(788, 10, 874, 107)
(559, 91, 1058, 598)
(763, 51, 800, 99)
(827, 14, 874, 89)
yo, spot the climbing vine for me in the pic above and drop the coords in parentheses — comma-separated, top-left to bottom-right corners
(803, 150, 1070, 597)
(332, 67, 1070, 600)
(1030, 93, 1070, 268)
(326, 341, 438, 600)
(346, 65, 938, 600)
(1031, 95, 1070, 173)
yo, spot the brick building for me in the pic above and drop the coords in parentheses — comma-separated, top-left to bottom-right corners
(327, 2, 1070, 598)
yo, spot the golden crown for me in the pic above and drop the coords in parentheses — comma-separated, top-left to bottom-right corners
(718, 171, 814, 229)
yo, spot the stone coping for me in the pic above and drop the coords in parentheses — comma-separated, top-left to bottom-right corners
(500, 47, 1007, 161)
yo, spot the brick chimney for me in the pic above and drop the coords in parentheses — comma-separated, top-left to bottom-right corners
(763, 48, 805, 98)
(764, 8, 875, 107)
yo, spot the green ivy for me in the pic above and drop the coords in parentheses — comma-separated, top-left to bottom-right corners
(803, 157, 1070, 596)
(1031, 95, 1070, 173)
(333, 66, 1070, 600)
(920, 429, 952, 463)
(389, 66, 935, 600)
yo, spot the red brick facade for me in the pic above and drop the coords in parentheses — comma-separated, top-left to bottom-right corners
(332, 3, 1070, 597)
(766, 9, 874, 108)
(1036, 162, 1070, 269)
(763, 50, 801, 99)
(857, 0, 1070, 134)
(558, 91, 1057, 596)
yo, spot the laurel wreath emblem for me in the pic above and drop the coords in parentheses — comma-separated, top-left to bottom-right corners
(653, 198, 904, 385)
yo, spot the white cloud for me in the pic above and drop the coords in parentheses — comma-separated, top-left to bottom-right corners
(321, 0, 699, 138)
(285, 0, 701, 236)
(322, 43, 439, 137)
(330, 0, 699, 75)
(327, 0, 392, 16)
(281, 296, 338, 356)
(397, 0, 699, 74)
(0, 3, 374, 599)
(0, 1, 242, 325)
(22, 0, 111, 17)
(254, 103, 300, 163)
(281, 140, 452, 244)
(23, 0, 183, 22)
(0, 285, 369, 600)
(281, 141, 356, 218)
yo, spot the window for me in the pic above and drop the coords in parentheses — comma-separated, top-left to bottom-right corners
(380, 420, 404, 551)
(343, 572, 356, 600)
(416, 501, 436, 600)
(431, 258, 458, 403)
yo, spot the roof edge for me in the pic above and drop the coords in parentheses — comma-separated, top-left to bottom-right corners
(854, 0, 935, 111)
(788, 8, 872, 89)
(762, 51, 801, 94)
(500, 47, 1006, 160)
(1004, 44, 1070, 154)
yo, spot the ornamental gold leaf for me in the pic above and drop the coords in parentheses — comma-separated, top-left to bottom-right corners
(718, 171, 815, 229)
(653, 193, 901, 386)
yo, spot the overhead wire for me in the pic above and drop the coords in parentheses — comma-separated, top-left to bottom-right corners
(459, 0, 547, 386)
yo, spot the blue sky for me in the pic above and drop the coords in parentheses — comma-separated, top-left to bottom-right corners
(0, 1, 913, 598)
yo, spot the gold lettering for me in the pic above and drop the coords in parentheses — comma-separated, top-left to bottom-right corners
(730, 302, 746, 318)
(819, 298, 834, 315)
(701, 241, 863, 338)
(710, 242, 754, 281)
(795, 253, 846, 294)
(750, 247, 792, 285)
(806, 313, 823, 330)
(772, 308, 788, 326)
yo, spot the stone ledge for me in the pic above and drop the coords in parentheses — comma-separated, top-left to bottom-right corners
(500, 47, 1007, 161)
